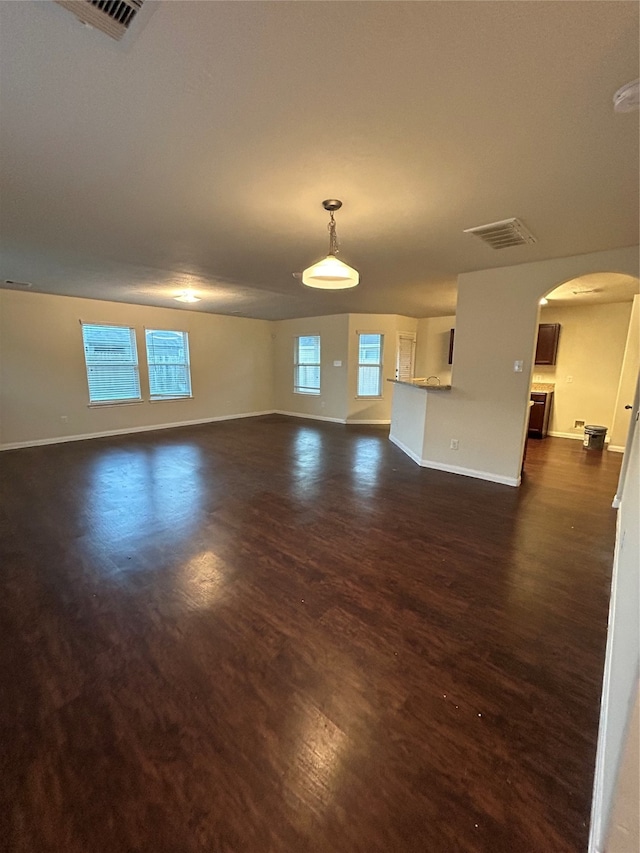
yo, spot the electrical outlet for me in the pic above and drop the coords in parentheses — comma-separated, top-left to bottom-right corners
(450, 439, 459, 450)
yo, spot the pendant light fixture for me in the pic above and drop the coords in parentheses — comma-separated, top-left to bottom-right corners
(301, 200, 359, 290)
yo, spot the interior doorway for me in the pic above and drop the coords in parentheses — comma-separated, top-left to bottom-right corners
(524, 273, 639, 461)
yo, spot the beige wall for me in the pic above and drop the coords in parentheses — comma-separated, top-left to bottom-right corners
(272, 313, 417, 424)
(347, 314, 418, 423)
(272, 314, 349, 422)
(606, 689, 639, 853)
(418, 246, 639, 485)
(534, 302, 632, 440)
(589, 380, 639, 852)
(610, 294, 640, 450)
(415, 315, 455, 386)
(0, 290, 274, 447)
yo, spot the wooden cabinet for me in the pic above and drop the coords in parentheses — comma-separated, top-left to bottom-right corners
(535, 323, 560, 365)
(529, 391, 553, 438)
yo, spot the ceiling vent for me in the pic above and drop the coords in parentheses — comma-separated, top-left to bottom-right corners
(55, 0, 144, 41)
(463, 218, 537, 249)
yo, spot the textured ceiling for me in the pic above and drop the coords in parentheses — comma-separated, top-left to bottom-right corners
(0, 1, 638, 319)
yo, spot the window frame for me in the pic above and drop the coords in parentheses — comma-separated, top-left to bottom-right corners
(81, 321, 142, 407)
(144, 327, 193, 402)
(293, 334, 321, 396)
(356, 332, 384, 398)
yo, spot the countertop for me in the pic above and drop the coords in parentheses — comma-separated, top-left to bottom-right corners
(387, 379, 452, 391)
(531, 383, 555, 393)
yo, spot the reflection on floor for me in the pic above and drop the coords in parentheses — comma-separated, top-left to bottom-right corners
(0, 419, 622, 853)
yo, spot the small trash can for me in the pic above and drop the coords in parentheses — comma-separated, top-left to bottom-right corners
(583, 424, 607, 451)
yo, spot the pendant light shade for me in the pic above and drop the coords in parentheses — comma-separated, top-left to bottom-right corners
(302, 200, 359, 290)
(302, 255, 359, 290)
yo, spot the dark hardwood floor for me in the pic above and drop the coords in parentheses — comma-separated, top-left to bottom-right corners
(0, 418, 622, 852)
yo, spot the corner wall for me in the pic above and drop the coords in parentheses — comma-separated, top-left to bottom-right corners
(610, 294, 640, 450)
(415, 315, 455, 386)
(346, 314, 418, 423)
(0, 290, 274, 448)
(419, 246, 639, 485)
(272, 314, 350, 422)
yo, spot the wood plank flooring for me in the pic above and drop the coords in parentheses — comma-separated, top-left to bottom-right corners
(0, 418, 623, 852)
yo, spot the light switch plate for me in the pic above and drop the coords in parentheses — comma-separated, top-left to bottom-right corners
(514, 360, 523, 373)
(333, 360, 342, 367)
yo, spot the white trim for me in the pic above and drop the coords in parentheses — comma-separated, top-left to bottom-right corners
(0, 410, 275, 451)
(347, 419, 391, 425)
(389, 434, 423, 465)
(549, 430, 611, 444)
(389, 434, 520, 487)
(588, 510, 622, 853)
(607, 445, 625, 454)
(274, 410, 346, 424)
(548, 430, 585, 440)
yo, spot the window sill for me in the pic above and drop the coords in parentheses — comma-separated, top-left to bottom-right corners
(88, 400, 143, 408)
(355, 396, 383, 400)
(294, 391, 321, 396)
(149, 396, 193, 403)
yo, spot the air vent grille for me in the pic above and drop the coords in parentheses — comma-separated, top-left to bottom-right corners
(55, 0, 143, 41)
(463, 218, 536, 249)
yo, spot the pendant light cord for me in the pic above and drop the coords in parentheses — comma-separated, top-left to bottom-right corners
(327, 211, 339, 257)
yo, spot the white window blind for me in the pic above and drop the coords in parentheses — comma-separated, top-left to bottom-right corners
(294, 335, 321, 395)
(357, 333, 384, 397)
(396, 333, 416, 381)
(81, 323, 141, 404)
(145, 329, 192, 400)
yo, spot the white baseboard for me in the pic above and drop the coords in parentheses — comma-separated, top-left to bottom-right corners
(389, 433, 423, 465)
(608, 445, 625, 454)
(549, 430, 613, 446)
(347, 419, 391, 426)
(389, 434, 520, 487)
(0, 410, 276, 451)
(548, 431, 585, 440)
(274, 410, 346, 424)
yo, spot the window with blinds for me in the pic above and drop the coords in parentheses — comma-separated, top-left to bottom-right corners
(145, 329, 192, 400)
(396, 333, 416, 381)
(81, 323, 141, 404)
(357, 333, 384, 397)
(294, 335, 321, 395)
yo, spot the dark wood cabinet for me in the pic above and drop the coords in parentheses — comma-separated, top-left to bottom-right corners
(535, 323, 560, 365)
(529, 391, 553, 438)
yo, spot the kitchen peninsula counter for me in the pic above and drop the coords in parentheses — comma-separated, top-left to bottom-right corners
(388, 379, 452, 465)
(387, 379, 452, 391)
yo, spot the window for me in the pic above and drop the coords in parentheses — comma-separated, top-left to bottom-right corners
(357, 333, 384, 397)
(294, 335, 321, 395)
(396, 332, 416, 381)
(145, 329, 192, 400)
(81, 323, 141, 405)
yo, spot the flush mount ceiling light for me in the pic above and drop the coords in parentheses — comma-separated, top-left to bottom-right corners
(174, 289, 200, 303)
(301, 200, 359, 290)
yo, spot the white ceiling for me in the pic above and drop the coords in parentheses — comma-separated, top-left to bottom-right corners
(0, 1, 638, 320)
